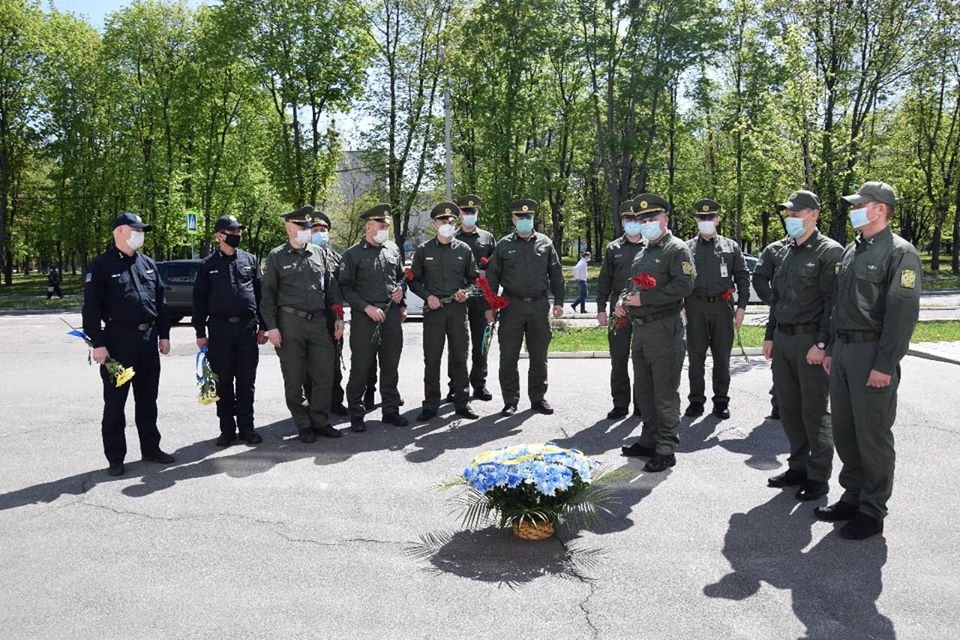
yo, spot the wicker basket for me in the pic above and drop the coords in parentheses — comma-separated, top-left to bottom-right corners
(512, 520, 556, 541)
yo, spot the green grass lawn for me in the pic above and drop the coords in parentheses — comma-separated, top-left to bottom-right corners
(0, 273, 83, 310)
(0, 272, 84, 297)
(548, 320, 960, 352)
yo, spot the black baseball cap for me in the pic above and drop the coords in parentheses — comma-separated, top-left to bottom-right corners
(214, 215, 244, 232)
(112, 212, 153, 231)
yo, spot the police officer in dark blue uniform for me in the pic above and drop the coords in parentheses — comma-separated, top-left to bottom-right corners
(193, 215, 267, 447)
(82, 213, 174, 476)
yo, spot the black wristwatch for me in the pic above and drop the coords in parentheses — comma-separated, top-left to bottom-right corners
(815, 341, 827, 350)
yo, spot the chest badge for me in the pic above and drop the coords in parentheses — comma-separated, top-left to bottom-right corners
(806, 262, 815, 268)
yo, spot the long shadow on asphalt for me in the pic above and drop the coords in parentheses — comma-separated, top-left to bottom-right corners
(405, 527, 605, 588)
(0, 404, 555, 505)
(0, 434, 224, 512)
(679, 415, 786, 470)
(705, 492, 894, 640)
(401, 407, 539, 464)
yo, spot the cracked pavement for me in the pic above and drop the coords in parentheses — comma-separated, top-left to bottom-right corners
(1, 313, 959, 639)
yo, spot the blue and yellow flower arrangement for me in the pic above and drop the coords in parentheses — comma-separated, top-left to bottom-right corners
(445, 443, 619, 540)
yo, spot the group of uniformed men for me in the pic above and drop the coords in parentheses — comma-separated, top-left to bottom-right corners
(82, 180, 918, 541)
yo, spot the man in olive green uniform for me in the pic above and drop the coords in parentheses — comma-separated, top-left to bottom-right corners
(752, 235, 792, 420)
(410, 202, 481, 421)
(339, 203, 408, 432)
(817, 181, 921, 540)
(484, 198, 565, 416)
(261, 205, 344, 442)
(684, 199, 751, 420)
(596, 200, 645, 420)
(763, 190, 843, 501)
(619, 193, 695, 472)
(309, 211, 347, 415)
(451, 194, 497, 401)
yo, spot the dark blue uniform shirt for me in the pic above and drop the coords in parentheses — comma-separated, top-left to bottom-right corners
(192, 248, 263, 338)
(82, 244, 170, 348)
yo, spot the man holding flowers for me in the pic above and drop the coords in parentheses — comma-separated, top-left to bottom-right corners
(595, 199, 646, 420)
(408, 202, 481, 422)
(617, 194, 696, 472)
(82, 212, 174, 476)
(193, 215, 268, 447)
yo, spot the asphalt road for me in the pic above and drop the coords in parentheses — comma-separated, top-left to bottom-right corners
(1, 313, 958, 639)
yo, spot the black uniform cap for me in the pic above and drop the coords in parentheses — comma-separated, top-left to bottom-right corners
(430, 202, 460, 219)
(632, 193, 669, 219)
(311, 211, 332, 228)
(509, 198, 538, 215)
(456, 194, 482, 211)
(283, 205, 315, 227)
(361, 203, 392, 222)
(113, 212, 153, 231)
(214, 215, 244, 232)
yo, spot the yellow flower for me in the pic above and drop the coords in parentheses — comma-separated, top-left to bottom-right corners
(114, 367, 135, 387)
(198, 394, 220, 405)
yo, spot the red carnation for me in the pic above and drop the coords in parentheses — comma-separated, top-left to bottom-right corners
(632, 272, 657, 290)
(476, 275, 492, 294)
(480, 256, 489, 266)
(331, 303, 345, 319)
(405, 267, 415, 282)
(489, 296, 509, 311)
(721, 288, 735, 301)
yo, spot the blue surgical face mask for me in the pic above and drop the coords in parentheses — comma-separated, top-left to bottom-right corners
(515, 218, 534, 234)
(785, 216, 806, 238)
(311, 230, 328, 246)
(848, 207, 870, 229)
(639, 221, 662, 241)
(623, 221, 642, 237)
(462, 214, 478, 227)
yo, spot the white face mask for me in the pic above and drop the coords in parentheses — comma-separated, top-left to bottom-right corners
(639, 221, 662, 241)
(295, 229, 311, 245)
(462, 214, 478, 227)
(127, 230, 144, 251)
(697, 220, 717, 236)
(848, 207, 871, 229)
(374, 229, 390, 244)
(437, 223, 455, 238)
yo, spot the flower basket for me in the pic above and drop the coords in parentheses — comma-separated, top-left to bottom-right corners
(443, 443, 620, 539)
(512, 519, 556, 541)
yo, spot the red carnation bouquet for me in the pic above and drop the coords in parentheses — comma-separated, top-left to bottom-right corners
(405, 267, 415, 281)
(632, 272, 657, 290)
(477, 276, 509, 354)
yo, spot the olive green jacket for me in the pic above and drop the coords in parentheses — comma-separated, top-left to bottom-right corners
(260, 242, 342, 330)
(829, 226, 922, 373)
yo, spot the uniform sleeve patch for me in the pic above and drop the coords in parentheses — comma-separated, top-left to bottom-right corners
(835, 262, 841, 273)
(900, 269, 916, 288)
(84, 273, 92, 283)
(681, 261, 694, 276)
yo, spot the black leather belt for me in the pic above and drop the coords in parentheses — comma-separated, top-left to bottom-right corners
(777, 323, 819, 335)
(280, 306, 322, 321)
(508, 293, 544, 302)
(108, 321, 153, 331)
(632, 308, 679, 325)
(691, 291, 723, 303)
(212, 313, 254, 323)
(837, 330, 881, 343)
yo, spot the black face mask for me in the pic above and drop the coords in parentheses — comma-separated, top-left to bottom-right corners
(223, 234, 242, 248)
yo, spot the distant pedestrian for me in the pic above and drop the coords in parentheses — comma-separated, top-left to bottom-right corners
(570, 251, 590, 313)
(47, 265, 63, 299)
